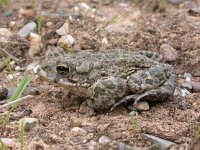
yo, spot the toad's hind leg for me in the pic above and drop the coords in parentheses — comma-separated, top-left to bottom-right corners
(111, 65, 176, 111)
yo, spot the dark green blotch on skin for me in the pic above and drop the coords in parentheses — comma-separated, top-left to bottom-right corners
(163, 83, 174, 93)
(157, 74, 165, 81)
(102, 80, 115, 89)
(146, 52, 153, 58)
(145, 79, 154, 84)
(141, 73, 148, 79)
(94, 86, 106, 97)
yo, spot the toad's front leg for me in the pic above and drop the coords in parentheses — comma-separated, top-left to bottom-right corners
(86, 76, 128, 111)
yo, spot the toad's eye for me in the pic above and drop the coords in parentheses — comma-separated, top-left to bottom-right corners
(56, 65, 69, 75)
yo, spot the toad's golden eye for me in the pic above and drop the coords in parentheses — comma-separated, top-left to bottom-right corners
(56, 65, 69, 75)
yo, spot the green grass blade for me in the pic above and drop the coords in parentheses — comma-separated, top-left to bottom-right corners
(2, 75, 32, 128)
(19, 119, 25, 150)
(1, 0, 9, 6)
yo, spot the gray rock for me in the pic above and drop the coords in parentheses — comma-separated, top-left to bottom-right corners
(99, 136, 111, 145)
(190, 81, 200, 93)
(183, 73, 192, 79)
(3, 10, 13, 17)
(143, 134, 176, 150)
(134, 101, 150, 111)
(180, 88, 191, 97)
(0, 87, 8, 101)
(167, 0, 183, 5)
(56, 23, 69, 36)
(117, 142, 154, 150)
(178, 101, 189, 110)
(17, 22, 37, 38)
(160, 44, 179, 62)
(20, 117, 38, 131)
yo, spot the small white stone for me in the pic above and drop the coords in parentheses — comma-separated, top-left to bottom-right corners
(71, 127, 86, 133)
(73, 6, 79, 12)
(20, 117, 39, 131)
(66, 35, 75, 45)
(46, 22, 53, 28)
(78, 2, 90, 12)
(28, 32, 42, 59)
(56, 22, 69, 36)
(9, 21, 16, 28)
(7, 74, 14, 80)
(69, 16, 73, 21)
(180, 88, 191, 97)
(98, 136, 111, 145)
(186, 77, 191, 82)
(58, 35, 75, 48)
(102, 37, 108, 45)
(92, 8, 96, 13)
(0, 28, 12, 41)
(15, 66, 21, 71)
(33, 65, 40, 74)
(29, 32, 41, 43)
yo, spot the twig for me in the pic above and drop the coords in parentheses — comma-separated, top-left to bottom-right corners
(0, 47, 19, 62)
(0, 95, 34, 109)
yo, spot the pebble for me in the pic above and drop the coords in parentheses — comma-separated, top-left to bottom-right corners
(129, 110, 138, 116)
(9, 21, 16, 28)
(0, 28, 12, 41)
(19, 117, 39, 131)
(183, 72, 192, 79)
(0, 86, 8, 100)
(17, 22, 37, 38)
(143, 134, 176, 150)
(98, 136, 111, 145)
(19, 8, 34, 17)
(167, 0, 183, 5)
(58, 35, 75, 48)
(71, 127, 86, 133)
(101, 37, 109, 46)
(134, 101, 150, 111)
(189, 81, 200, 93)
(46, 22, 53, 28)
(7, 74, 14, 80)
(28, 32, 42, 59)
(160, 44, 179, 62)
(3, 10, 13, 17)
(178, 101, 189, 110)
(56, 22, 69, 36)
(180, 88, 191, 97)
(0, 138, 19, 149)
(78, 2, 90, 12)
